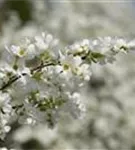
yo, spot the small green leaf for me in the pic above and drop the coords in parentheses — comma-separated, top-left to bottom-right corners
(91, 52, 105, 59)
(38, 97, 65, 112)
(120, 46, 128, 51)
(40, 50, 51, 61)
(32, 72, 43, 81)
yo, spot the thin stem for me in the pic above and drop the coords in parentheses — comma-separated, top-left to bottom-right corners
(31, 62, 55, 73)
(0, 62, 56, 91)
(0, 73, 26, 91)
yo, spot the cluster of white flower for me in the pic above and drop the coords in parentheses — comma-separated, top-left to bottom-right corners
(0, 31, 135, 139)
(0, 92, 11, 139)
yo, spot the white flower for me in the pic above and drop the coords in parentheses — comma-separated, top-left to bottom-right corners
(127, 40, 135, 52)
(5, 45, 26, 58)
(65, 92, 86, 119)
(0, 92, 12, 139)
(26, 44, 37, 59)
(78, 64, 91, 81)
(60, 54, 82, 73)
(35, 35, 48, 50)
(0, 92, 12, 114)
(67, 39, 90, 54)
(81, 39, 90, 46)
(44, 33, 53, 43)
(114, 39, 127, 52)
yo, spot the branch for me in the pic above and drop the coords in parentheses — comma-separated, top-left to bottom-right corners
(0, 62, 56, 91)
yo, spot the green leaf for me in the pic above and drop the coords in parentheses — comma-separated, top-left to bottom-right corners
(120, 46, 128, 51)
(32, 72, 43, 81)
(38, 97, 65, 112)
(40, 50, 51, 62)
(91, 52, 105, 59)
